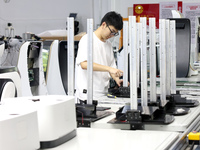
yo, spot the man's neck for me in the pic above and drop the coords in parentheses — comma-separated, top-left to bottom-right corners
(94, 28, 106, 42)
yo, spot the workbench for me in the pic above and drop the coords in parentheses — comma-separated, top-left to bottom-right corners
(40, 128, 179, 150)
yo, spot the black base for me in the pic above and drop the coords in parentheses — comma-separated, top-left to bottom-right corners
(76, 100, 98, 118)
(109, 105, 175, 130)
(168, 91, 199, 107)
(76, 100, 112, 127)
(40, 129, 76, 149)
(137, 98, 190, 116)
(108, 87, 199, 108)
(77, 111, 112, 127)
(162, 99, 190, 116)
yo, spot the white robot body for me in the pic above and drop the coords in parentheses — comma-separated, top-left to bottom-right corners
(0, 67, 22, 100)
(2, 95, 77, 148)
(45, 40, 66, 95)
(17, 41, 48, 97)
(0, 104, 40, 150)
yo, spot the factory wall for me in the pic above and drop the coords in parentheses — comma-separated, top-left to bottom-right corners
(114, 0, 200, 18)
(0, 0, 94, 37)
(0, 0, 199, 38)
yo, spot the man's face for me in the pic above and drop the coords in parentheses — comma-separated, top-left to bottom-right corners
(102, 22, 119, 40)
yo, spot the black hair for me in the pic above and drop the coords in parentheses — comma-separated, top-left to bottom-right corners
(100, 11, 123, 30)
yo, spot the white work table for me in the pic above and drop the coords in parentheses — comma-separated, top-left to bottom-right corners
(40, 128, 179, 150)
(93, 96, 200, 131)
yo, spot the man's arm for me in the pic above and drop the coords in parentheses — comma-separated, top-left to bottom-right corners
(80, 61, 123, 78)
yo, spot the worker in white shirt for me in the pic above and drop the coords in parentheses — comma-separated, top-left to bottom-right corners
(76, 11, 123, 102)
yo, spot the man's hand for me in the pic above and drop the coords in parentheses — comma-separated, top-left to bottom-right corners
(115, 78, 123, 87)
(80, 61, 123, 86)
(80, 62, 123, 77)
(109, 68, 123, 77)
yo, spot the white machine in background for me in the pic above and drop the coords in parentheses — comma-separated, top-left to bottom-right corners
(0, 66, 22, 100)
(0, 41, 22, 101)
(0, 37, 23, 67)
(45, 40, 66, 95)
(193, 17, 200, 70)
(0, 42, 5, 57)
(2, 95, 77, 149)
(0, 103, 40, 150)
(17, 41, 48, 96)
(44, 18, 80, 96)
(44, 40, 79, 96)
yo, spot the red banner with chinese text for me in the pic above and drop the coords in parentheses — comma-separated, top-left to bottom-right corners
(133, 4, 160, 28)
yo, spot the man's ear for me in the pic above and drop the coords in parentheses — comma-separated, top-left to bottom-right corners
(101, 22, 107, 28)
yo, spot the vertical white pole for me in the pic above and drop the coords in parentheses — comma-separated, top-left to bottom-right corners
(159, 19, 167, 105)
(67, 17, 74, 96)
(170, 20, 176, 94)
(165, 20, 171, 96)
(140, 17, 148, 106)
(136, 23, 142, 88)
(87, 19, 93, 104)
(149, 18, 157, 102)
(129, 16, 137, 110)
(123, 21, 128, 87)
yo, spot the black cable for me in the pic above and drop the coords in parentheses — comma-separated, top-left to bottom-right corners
(190, 141, 195, 150)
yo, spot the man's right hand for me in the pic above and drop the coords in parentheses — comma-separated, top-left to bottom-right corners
(109, 67, 123, 77)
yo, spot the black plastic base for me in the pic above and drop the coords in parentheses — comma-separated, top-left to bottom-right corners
(163, 100, 190, 116)
(76, 100, 112, 127)
(40, 129, 76, 149)
(77, 111, 112, 127)
(108, 87, 199, 108)
(76, 100, 98, 118)
(167, 91, 199, 107)
(137, 98, 190, 116)
(109, 105, 175, 130)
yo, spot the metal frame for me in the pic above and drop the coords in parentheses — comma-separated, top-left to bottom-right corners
(129, 16, 137, 110)
(140, 17, 148, 106)
(170, 20, 177, 94)
(67, 17, 74, 96)
(123, 21, 129, 87)
(87, 19, 94, 104)
(149, 18, 157, 102)
(136, 23, 142, 88)
(159, 19, 167, 106)
(165, 20, 171, 96)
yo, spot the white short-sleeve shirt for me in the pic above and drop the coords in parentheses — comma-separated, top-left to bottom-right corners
(75, 33, 116, 100)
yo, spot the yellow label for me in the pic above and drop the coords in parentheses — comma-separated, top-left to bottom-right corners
(188, 132, 200, 141)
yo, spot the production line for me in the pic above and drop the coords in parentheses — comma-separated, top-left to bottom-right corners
(1, 14, 200, 150)
(73, 16, 200, 149)
(85, 17, 200, 134)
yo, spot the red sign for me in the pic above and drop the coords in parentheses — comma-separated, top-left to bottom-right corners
(178, 1, 183, 13)
(133, 4, 160, 28)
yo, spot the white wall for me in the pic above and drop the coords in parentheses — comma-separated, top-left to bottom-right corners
(0, 0, 200, 37)
(114, 0, 200, 18)
(0, 0, 93, 36)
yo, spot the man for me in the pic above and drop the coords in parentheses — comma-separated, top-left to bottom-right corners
(75, 11, 123, 102)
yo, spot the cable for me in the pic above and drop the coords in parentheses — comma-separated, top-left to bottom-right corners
(189, 141, 195, 150)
